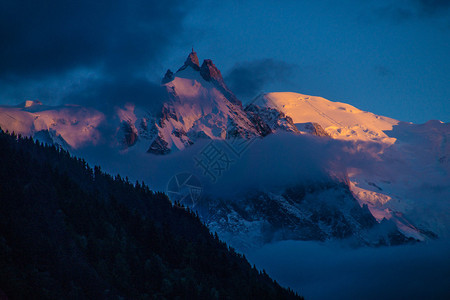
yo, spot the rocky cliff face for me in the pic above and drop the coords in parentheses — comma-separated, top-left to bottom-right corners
(200, 59, 242, 107)
(295, 122, 330, 137)
(177, 49, 200, 72)
(199, 181, 417, 250)
(146, 51, 261, 154)
(245, 103, 300, 136)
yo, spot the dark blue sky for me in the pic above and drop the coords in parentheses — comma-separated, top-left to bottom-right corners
(1, 0, 449, 123)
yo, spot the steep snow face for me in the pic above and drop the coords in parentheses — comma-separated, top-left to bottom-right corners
(348, 120, 450, 239)
(164, 71, 257, 137)
(148, 51, 261, 154)
(257, 92, 399, 145)
(0, 103, 105, 149)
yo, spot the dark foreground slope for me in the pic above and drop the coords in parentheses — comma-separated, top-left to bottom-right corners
(0, 130, 302, 300)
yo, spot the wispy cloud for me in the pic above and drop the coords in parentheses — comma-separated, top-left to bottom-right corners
(416, 0, 450, 16)
(225, 59, 297, 100)
(374, 0, 450, 22)
(374, 65, 394, 77)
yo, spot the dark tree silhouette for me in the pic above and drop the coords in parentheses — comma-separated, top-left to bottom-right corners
(0, 129, 303, 300)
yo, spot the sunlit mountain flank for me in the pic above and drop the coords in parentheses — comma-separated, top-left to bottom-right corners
(1, 0, 449, 299)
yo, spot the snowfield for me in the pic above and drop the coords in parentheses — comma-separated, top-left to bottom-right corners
(249, 92, 449, 240)
(258, 92, 399, 144)
(0, 101, 105, 149)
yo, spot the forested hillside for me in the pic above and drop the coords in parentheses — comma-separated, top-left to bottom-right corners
(0, 129, 302, 299)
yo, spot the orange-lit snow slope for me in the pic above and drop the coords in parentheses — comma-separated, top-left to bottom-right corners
(0, 101, 105, 149)
(257, 92, 399, 144)
(256, 92, 449, 241)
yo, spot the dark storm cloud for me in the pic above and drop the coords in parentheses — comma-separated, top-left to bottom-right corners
(416, 0, 450, 15)
(374, 6, 415, 22)
(0, 0, 193, 108)
(0, 0, 190, 79)
(374, 65, 394, 77)
(64, 78, 167, 113)
(225, 59, 297, 99)
(374, 0, 450, 22)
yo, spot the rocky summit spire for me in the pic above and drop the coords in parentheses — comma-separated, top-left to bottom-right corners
(177, 49, 200, 72)
(200, 59, 224, 85)
(162, 69, 174, 84)
(200, 59, 242, 107)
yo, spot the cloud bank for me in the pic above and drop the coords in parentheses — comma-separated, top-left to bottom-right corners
(374, 0, 450, 22)
(0, 0, 193, 107)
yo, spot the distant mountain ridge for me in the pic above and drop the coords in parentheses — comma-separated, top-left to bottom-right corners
(0, 51, 448, 250)
(1, 51, 328, 154)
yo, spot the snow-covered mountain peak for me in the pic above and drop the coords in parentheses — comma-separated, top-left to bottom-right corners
(245, 92, 449, 242)
(0, 102, 105, 149)
(255, 92, 399, 144)
(141, 51, 266, 154)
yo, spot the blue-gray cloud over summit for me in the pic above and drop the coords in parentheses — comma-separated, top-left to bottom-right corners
(225, 59, 297, 100)
(0, 0, 190, 78)
(0, 0, 192, 107)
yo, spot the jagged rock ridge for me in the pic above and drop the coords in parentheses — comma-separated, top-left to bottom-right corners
(145, 50, 328, 154)
(145, 50, 310, 154)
